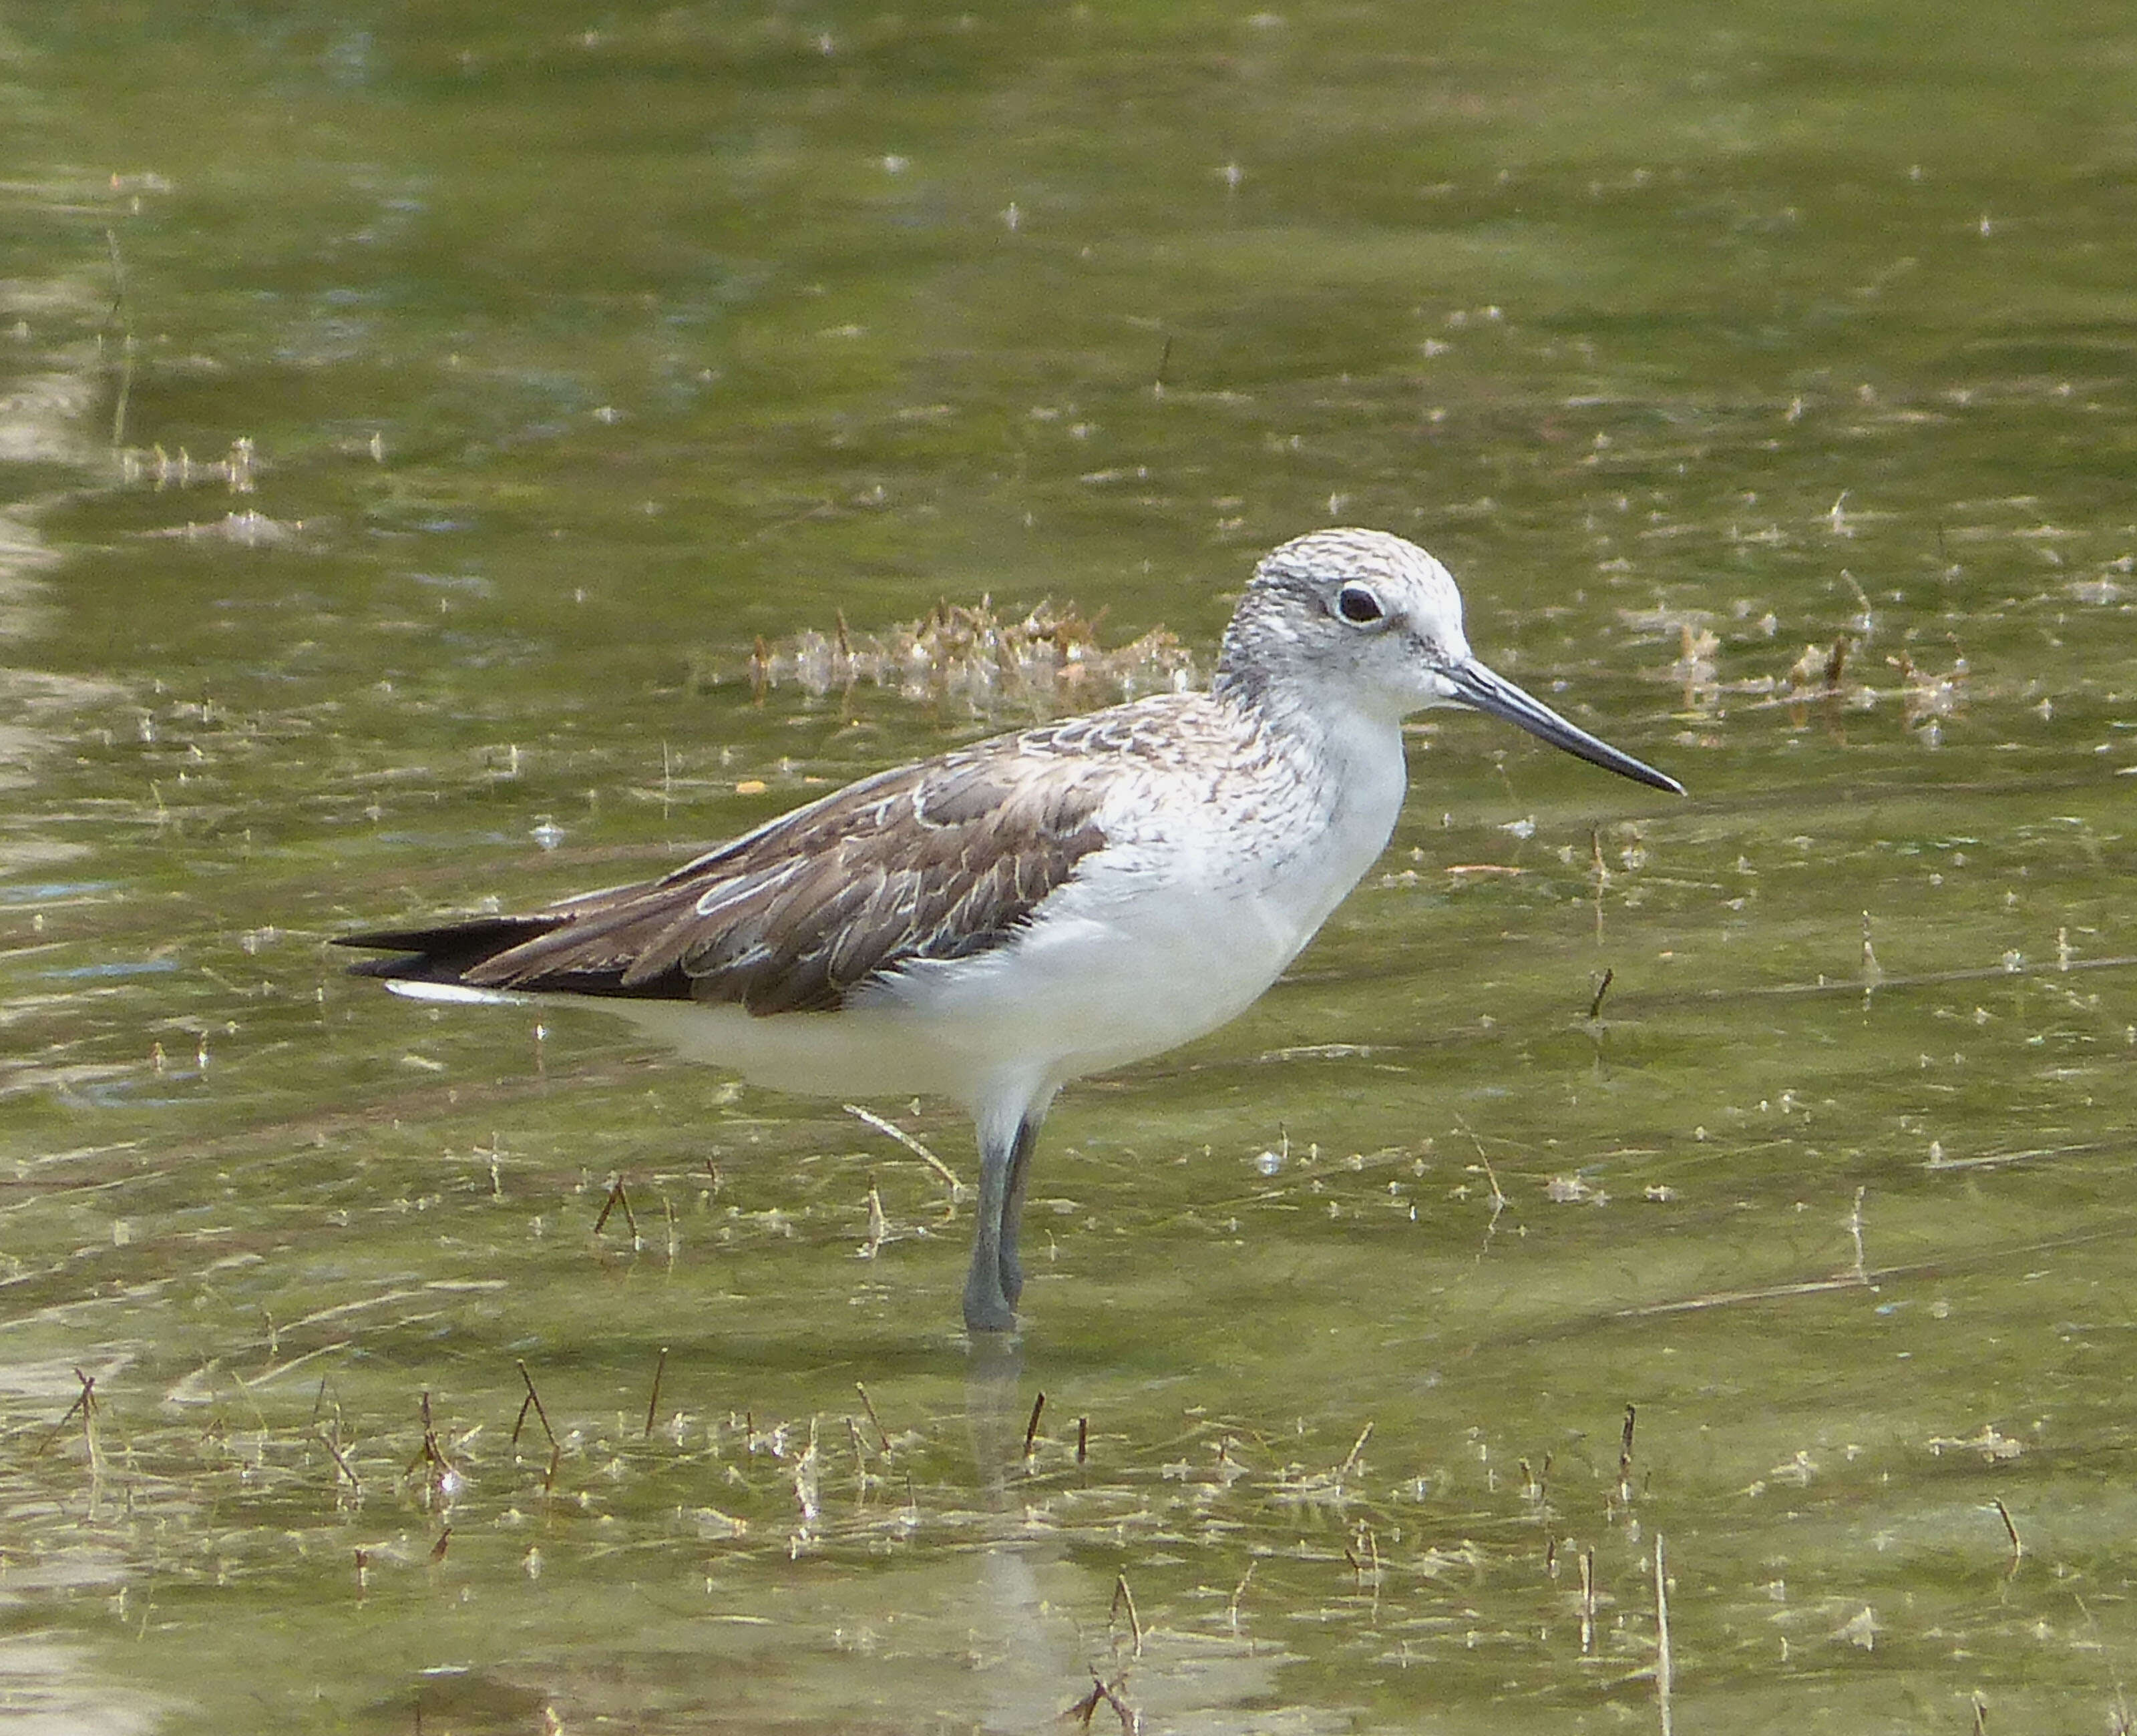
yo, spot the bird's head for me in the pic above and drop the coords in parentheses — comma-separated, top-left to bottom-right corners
(1219, 527, 1684, 795)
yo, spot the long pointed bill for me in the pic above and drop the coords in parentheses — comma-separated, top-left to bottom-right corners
(1444, 658, 1685, 795)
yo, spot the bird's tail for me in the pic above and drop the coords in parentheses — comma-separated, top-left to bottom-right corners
(335, 915, 568, 986)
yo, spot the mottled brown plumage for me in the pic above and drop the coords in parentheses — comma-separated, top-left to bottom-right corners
(345, 727, 1117, 1016)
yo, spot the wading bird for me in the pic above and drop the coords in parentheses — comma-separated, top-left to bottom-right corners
(342, 528, 1682, 1331)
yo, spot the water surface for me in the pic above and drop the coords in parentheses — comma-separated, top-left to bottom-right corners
(5, 5, 2137, 1731)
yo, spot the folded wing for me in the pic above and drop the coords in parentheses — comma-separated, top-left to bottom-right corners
(339, 741, 1111, 1016)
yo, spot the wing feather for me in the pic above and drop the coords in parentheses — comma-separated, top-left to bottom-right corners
(339, 733, 1115, 1016)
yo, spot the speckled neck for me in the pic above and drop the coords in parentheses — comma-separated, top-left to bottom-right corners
(1211, 582, 1312, 716)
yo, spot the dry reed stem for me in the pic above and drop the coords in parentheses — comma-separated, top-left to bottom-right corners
(855, 1383, 892, 1454)
(1110, 1574, 1143, 1659)
(844, 1103, 964, 1196)
(1992, 1497, 2021, 1565)
(644, 1347, 668, 1438)
(1654, 1534, 1674, 1736)
(35, 1368, 98, 1460)
(1619, 1403, 1637, 1503)
(594, 1175, 640, 1242)
(512, 1362, 558, 1452)
(1337, 1420, 1374, 1484)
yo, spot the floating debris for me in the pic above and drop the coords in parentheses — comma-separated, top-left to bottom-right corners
(120, 436, 258, 493)
(1833, 1606, 1879, 1651)
(1927, 1425, 2025, 1462)
(1784, 636, 1851, 698)
(746, 597, 1197, 718)
(1672, 621, 1720, 710)
(135, 508, 303, 547)
(1889, 646, 1968, 738)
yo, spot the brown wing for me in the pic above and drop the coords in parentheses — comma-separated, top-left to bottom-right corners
(339, 738, 1111, 1016)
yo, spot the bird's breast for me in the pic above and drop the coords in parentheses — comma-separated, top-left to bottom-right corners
(868, 709, 1412, 1090)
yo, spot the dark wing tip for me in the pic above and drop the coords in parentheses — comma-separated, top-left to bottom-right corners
(335, 915, 564, 984)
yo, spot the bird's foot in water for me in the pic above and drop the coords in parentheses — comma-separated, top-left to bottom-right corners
(962, 1270, 1018, 1335)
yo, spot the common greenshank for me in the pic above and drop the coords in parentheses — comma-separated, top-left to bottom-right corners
(341, 528, 1682, 1332)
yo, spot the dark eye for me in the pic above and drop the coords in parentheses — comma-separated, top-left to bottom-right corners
(1336, 584, 1384, 625)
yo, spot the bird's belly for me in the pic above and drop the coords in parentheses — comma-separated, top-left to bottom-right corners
(871, 871, 1316, 1088)
(591, 877, 1306, 1110)
(378, 980, 955, 1101)
(597, 998, 981, 1101)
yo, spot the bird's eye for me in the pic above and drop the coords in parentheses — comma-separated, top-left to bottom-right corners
(1336, 584, 1384, 625)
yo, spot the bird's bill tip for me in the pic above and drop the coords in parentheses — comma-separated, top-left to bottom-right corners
(1446, 658, 1685, 796)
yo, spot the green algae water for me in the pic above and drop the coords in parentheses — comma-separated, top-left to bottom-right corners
(5, 4, 2137, 1730)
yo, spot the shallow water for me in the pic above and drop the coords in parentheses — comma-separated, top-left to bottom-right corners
(5, 4, 2137, 1731)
